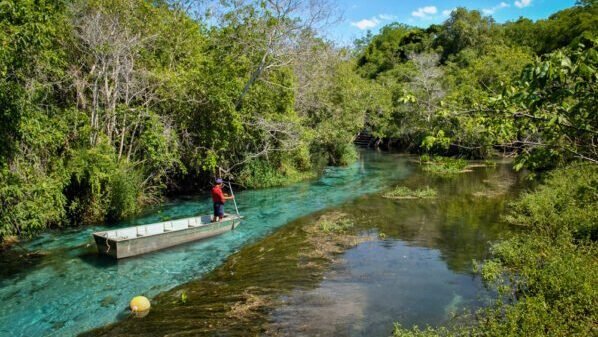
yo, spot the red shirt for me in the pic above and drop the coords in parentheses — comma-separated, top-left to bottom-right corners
(211, 185, 225, 203)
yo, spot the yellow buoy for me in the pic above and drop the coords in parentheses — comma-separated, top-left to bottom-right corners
(130, 296, 151, 313)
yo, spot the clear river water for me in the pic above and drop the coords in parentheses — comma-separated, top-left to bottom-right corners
(0, 151, 524, 337)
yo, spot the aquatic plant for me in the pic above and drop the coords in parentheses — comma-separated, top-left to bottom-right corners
(227, 290, 272, 321)
(83, 210, 371, 336)
(483, 160, 497, 168)
(421, 156, 470, 175)
(180, 291, 187, 304)
(383, 186, 438, 199)
(317, 216, 355, 234)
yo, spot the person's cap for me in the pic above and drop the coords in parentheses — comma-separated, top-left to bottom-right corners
(215, 178, 223, 184)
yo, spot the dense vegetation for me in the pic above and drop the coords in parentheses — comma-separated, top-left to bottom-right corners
(355, 2, 597, 170)
(0, 0, 382, 239)
(393, 163, 597, 337)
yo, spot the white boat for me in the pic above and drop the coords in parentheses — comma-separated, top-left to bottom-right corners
(92, 214, 243, 259)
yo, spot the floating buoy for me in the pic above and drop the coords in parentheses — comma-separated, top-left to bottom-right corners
(130, 296, 151, 313)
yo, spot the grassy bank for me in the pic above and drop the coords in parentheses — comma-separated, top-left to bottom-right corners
(393, 163, 598, 337)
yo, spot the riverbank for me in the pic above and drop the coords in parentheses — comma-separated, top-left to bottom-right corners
(393, 163, 598, 337)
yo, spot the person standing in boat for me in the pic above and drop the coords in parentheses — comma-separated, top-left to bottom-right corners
(211, 178, 234, 222)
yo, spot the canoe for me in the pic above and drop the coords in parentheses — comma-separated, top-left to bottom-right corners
(92, 214, 243, 259)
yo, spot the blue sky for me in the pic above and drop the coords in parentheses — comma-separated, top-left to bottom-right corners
(326, 0, 576, 44)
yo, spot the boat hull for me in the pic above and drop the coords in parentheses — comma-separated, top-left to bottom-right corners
(93, 216, 241, 259)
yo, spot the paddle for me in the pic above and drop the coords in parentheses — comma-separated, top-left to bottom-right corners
(227, 181, 241, 217)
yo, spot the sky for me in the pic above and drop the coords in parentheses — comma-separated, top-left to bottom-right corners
(326, 0, 576, 44)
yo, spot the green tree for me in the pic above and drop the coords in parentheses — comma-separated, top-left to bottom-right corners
(489, 42, 597, 169)
(435, 8, 496, 61)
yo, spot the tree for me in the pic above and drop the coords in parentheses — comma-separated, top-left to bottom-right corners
(214, 0, 337, 109)
(356, 24, 430, 78)
(435, 8, 495, 61)
(407, 53, 445, 124)
(489, 42, 598, 169)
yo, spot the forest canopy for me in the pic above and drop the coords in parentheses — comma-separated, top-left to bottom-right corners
(355, 2, 597, 166)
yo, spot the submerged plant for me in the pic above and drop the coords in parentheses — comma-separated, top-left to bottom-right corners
(318, 218, 354, 234)
(180, 291, 188, 304)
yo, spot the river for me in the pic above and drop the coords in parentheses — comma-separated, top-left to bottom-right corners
(0, 151, 524, 336)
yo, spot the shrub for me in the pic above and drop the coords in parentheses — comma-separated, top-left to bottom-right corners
(237, 159, 316, 189)
(393, 163, 598, 337)
(107, 165, 143, 221)
(0, 164, 67, 239)
(504, 163, 598, 241)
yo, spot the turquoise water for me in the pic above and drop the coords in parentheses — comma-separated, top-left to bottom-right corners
(0, 151, 413, 337)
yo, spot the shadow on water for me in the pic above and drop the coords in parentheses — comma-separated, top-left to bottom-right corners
(78, 252, 119, 269)
(0, 249, 45, 281)
(82, 161, 527, 337)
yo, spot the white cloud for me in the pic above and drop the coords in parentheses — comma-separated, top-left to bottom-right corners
(514, 0, 532, 8)
(412, 6, 437, 18)
(483, 2, 510, 14)
(442, 8, 456, 16)
(351, 17, 380, 30)
(351, 14, 397, 30)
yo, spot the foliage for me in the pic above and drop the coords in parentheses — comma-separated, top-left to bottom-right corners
(488, 41, 598, 170)
(356, 3, 597, 167)
(0, 164, 67, 238)
(393, 163, 598, 337)
(393, 324, 453, 337)
(302, 57, 387, 166)
(478, 163, 598, 337)
(237, 159, 317, 189)
(0, 0, 370, 240)
(435, 8, 496, 61)
(436, 43, 533, 157)
(356, 24, 432, 78)
(503, 163, 598, 240)
(383, 186, 437, 199)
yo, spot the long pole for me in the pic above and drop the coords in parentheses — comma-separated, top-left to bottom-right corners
(227, 181, 240, 216)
